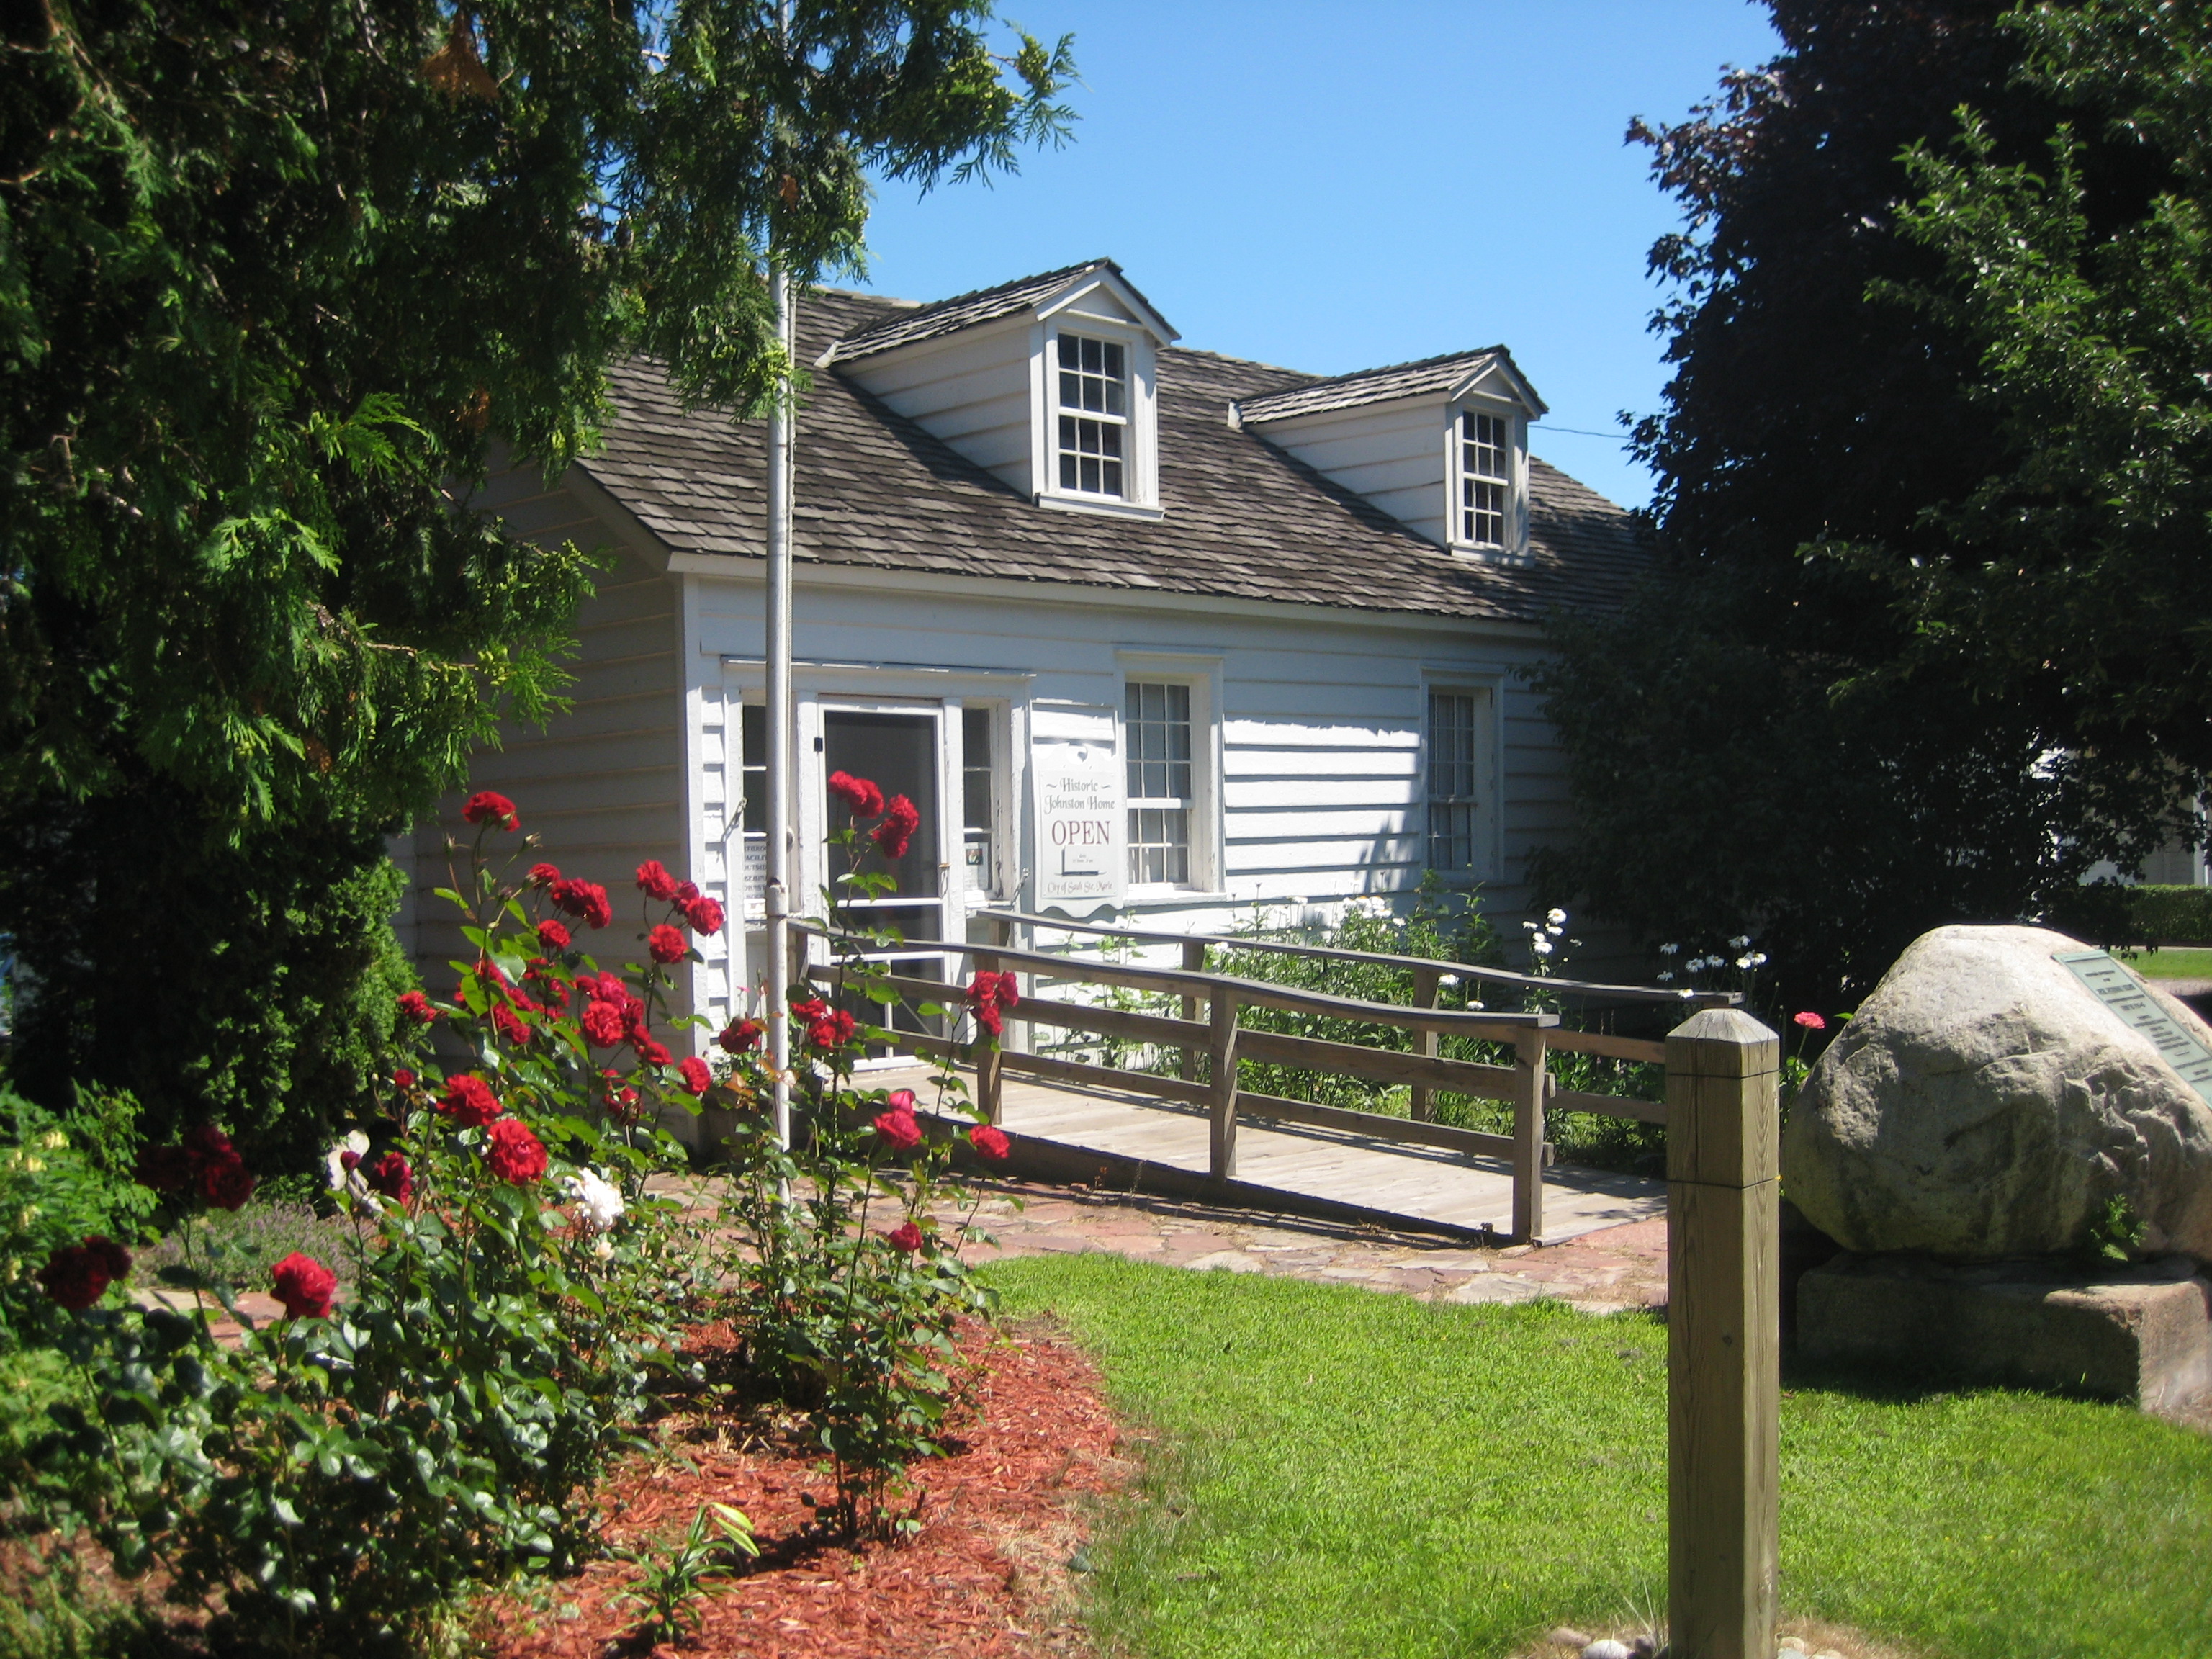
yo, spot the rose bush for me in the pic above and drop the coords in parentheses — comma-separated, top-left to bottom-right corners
(712, 772, 1017, 1539)
(19, 810, 721, 1652)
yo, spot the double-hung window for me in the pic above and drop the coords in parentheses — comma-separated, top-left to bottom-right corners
(1057, 333, 1128, 498)
(1125, 681, 1192, 886)
(1460, 411, 1509, 548)
(1426, 689, 1487, 873)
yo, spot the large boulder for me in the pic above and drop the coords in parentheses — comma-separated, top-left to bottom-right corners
(1784, 924, 2212, 1262)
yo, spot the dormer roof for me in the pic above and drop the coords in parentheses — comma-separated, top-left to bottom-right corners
(817, 257, 1178, 367)
(1237, 346, 1547, 425)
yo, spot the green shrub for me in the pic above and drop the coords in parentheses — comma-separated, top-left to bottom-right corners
(2049, 882, 2212, 949)
(0, 1087, 153, 1351)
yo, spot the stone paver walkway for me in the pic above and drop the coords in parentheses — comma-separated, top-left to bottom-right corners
(933, 1174, 1668, 1314)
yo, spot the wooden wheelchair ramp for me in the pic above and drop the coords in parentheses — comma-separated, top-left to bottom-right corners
(888, 1062, 1665, 1246)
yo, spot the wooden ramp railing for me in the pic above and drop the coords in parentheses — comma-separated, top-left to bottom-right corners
(794, 910, 1731, 1244)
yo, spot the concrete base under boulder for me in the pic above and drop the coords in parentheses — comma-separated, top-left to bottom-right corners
(1797, 1251, 2212, 1421)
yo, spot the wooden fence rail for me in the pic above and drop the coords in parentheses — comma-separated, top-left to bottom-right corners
(793, 912, 1710, 1244)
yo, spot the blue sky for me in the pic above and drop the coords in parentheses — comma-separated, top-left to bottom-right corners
(851, 1, 1783, 510)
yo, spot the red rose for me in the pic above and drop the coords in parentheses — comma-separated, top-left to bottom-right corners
(828, 770, 885, 817)
(1794, 1010, 1827, 1030)
(886, 1088, 917, 1112)
(674, 881, 701, 904)
(966, 970, 1017, 1038)
(135, 1143, 194, 1193)
(271, 1252, 337, 1319)
(647, 923, 688, 964)
(485, 1118, 548, 1185)
(678, 1056, 711, 1095)
(872, 1107, 922, 1151)
(528, 861, 562, 887)
(397, 989, 439, 1026)
(681, 895, 724, 935)
(580, 1000, 626, 1047)
(550, 878, 613, 930)
(462, 791, 519, 830)
(635, 859, 679, 902)
(37, 1241, 118, 1310)
(789, 996, 827, 1021)
(201, 1152, 256, 1212)
(967, 969, 1020, 1011)
(806, 1009, 856, 1051)
(717, 1018, 763, 1054)
(536, 918, 572, 950)
(871, 794, 920, 859)
(437, 1074, 503, 1127)
(365, 1152, 413, 1203)
(886, 1220, 923, 1254)
(632, 1034, 674, 1068)
(968, 1123, 1012, 1162)
(393, 1067, 416, 1089)
(84, 1235, 132, 1280)
(491, 1002, 532, 1046)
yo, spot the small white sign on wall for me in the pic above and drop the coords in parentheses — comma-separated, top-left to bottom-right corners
(1032, 701, 1125, 909)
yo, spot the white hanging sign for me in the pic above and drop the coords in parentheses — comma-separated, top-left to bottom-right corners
(1031, 702, 1125, 909)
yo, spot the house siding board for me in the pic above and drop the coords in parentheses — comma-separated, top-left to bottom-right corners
(838, 320, 1035, 495)
(678, 569, 1555, 1034)
(408, 470, 685, 992)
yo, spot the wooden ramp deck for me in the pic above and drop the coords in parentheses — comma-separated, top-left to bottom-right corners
(886, 1064, 1665, 1246)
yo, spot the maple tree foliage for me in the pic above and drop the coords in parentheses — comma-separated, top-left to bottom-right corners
(1532, 0, 2212, 1002)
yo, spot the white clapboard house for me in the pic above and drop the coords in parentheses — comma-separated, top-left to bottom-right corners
(403, 258, 1645, 1048)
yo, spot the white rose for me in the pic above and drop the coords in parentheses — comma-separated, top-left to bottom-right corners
(569, 1168, 626, 1232)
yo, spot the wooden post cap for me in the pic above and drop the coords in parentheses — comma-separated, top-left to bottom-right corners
(1665, 1007, 1781, 1189)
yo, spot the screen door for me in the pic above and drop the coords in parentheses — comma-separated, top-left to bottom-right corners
(820, 708, 947, 1057)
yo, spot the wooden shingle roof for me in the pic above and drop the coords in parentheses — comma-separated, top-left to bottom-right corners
(1237, 345, 1541, 423)
(577, 287, 1648, 624)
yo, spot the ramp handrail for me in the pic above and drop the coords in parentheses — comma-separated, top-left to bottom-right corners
(792, 913, 1681, 1244)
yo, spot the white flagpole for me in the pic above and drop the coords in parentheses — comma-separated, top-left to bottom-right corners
(765, 257, 794, 1151)
(764, 0, 796, 1151)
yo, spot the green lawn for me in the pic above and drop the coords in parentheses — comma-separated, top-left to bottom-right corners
(986, 1253, 2212, 1659)
(2116, 946, 2212, 981)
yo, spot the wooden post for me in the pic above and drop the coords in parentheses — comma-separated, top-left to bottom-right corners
(1180, 938, 1206, 1082)
(1665, 1007, 1781, 1659)
(1510, 1029, 1547, 1243)
(1208, 984, 1240, 1180)
(1407, 965, 1442, 1123)
(974, 948, 1004, 1127)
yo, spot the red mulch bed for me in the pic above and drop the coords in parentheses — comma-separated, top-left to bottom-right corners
(484, 1317, 1129, 1659)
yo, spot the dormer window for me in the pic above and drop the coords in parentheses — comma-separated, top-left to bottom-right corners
(1460, 412, 1509, 547)
(820, 258, 1173, 518)
(1057, 334, 1128, 498)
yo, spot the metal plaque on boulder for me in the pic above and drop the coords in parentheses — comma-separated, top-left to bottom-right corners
(2054, 949, 2212, 1106)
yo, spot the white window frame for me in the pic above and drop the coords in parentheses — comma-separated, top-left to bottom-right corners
(1446, 399, 1528, 559)
(1420, 677, 1502, 882)
(1034, 318, 1161, 518)
(1115, 655, 1220, 895)
(951, 697, 1015, 908)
